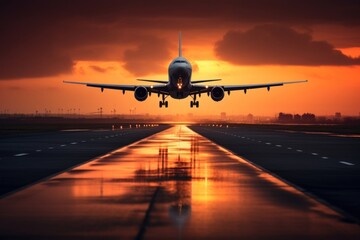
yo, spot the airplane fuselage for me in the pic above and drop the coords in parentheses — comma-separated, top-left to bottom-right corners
(168, 57, 192, 99)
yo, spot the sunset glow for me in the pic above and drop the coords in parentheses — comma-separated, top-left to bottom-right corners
(1, 1, 359, 116)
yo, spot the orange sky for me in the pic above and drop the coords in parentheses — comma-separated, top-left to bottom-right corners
(1, 1, 359, 116)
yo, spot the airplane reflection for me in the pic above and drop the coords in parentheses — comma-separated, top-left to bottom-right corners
(134, 127, 202, 232)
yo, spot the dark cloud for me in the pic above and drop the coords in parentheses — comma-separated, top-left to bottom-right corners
(0, 39, 73, 80)
(215, 25, 360, 66)
(89, 65, 115, 73)
(2, 0, 359, 26)
(0, 0, 360, 79)
(123, 37, 172, 76)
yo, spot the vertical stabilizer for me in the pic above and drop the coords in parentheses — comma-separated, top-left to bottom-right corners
(178, 32, 182, 57)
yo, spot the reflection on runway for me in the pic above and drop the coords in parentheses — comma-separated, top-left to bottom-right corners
(0, 125, 359, 240)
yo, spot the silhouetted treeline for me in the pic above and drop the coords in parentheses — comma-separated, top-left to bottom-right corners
(278, 112, 360, 124)
(278, 112, 316, 123)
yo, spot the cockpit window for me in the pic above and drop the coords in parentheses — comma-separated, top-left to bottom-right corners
(174, 60, 186, 63)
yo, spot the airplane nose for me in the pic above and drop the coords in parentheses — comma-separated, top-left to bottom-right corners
(174, 68, 189, 78)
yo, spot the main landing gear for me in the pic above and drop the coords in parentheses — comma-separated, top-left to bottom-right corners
(190, 95, 199, 108)
(159, 94, 169, 108)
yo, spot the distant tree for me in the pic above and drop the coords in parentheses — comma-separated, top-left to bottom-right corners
(302, 113, 316, 123)
(294, 114, 301, 122)
(278, 112, 293, 123)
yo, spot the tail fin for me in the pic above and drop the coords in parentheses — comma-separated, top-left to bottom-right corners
(178, 32, 182, 57)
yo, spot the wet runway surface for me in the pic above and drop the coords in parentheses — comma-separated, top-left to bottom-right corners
(0, 125, 168, 196)
(190, 125, 360, 220)
(0, 125, 359, 239)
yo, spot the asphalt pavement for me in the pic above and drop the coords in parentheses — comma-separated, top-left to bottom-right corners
(189, 124, 360, 221)
(0, 124, 169, 196)
(0, 125, 358, 239)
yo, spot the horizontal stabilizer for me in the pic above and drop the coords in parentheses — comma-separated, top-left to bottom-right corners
(137, 79, 168, 84)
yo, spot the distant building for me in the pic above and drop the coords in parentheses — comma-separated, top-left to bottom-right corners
(247, 113, 254, 123)
(335, 112, 342, 121)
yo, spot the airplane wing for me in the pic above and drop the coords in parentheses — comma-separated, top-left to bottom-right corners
(136, 79, 168, 84)
(190, 80, 307, 94)
(191, 79, 221, 84)
(63, 81, 169, 95)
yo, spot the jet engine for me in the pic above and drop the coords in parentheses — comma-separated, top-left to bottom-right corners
(134, 86, 148, 101)
(211, 86, 224, 101)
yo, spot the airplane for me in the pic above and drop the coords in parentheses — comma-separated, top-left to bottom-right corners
(64, 33, 307, 108)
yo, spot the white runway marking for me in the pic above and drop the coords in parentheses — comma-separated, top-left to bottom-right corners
(48, 147, 54, 149)
(35, 150, 42, 152)
(60, 144, 66, 147)
(14, 153, 29, 157)
(81, 140, 86, 143)
(287, 147, 292, 150)
(340, 161, 354, 166)
(312, 153, 318, 156)
(322, 157, 329, 159)
(296, 150, 303, 152)
(276, 145, 282, 147)
(71, 142, 77, 145)
(258, 141, 262, 143)
(266, 142, 271, 145)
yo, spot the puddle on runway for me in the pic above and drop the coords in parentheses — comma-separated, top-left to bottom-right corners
(0, 125, 359, 239)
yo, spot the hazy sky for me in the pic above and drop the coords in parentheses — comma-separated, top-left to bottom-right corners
(1, 0, 359, 116)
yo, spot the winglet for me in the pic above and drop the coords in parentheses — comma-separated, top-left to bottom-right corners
(178, 31, 182, 57)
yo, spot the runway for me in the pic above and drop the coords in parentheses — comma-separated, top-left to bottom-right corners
(0, 125, 358, 239)
(190, 125, 360, 220)
(0, 125, 169, 196)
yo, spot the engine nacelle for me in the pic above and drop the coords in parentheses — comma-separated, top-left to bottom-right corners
(211, 86, 224, 101)
(134, 86, 148, 101)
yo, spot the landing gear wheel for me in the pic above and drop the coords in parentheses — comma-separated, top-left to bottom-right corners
(196, 101, 199, 108)
(190, 101, 194, 108)
(159, 101, 163, 108)
(165, 101, 168, 108)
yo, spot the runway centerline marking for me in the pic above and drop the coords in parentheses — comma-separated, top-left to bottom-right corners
(322, 157, 329, 159)
(71, 142, 77, 145)
(60, 144, 66, 147)
(312, 153, 318, 156)
(339, 161, 354, 166)
(296, 149, 303, 152)
(35, 150, 42, 152)
(14, 153, 29, 157)
(276, 145, 282, 147)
